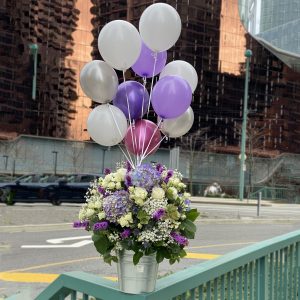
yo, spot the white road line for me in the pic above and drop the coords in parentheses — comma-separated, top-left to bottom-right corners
(47, 236, 91, 244)
(21, 240, 93, 249)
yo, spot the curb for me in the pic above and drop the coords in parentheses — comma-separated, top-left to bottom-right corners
(197, 218, 300, 224)
(190, 198, 273, 207)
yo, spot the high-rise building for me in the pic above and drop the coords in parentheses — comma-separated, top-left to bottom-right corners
(1, 0, 300, 154)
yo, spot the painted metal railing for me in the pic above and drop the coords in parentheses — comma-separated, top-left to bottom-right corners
(33, 229, 300, 300)
(249, 186, 291, 201)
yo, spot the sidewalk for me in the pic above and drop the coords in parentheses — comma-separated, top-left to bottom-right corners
(190, 196, 273, 206)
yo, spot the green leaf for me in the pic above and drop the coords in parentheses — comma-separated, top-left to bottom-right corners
(182, 219, 197, 233)
(93, 235, 110, 255)
(182, 229, 195, 239)
(133, 251, 143, 265)
(137, 210, 150, 225)
(156, 249, 165, 264)
(186, 209, 200, 222)
(179, 249, 187, 258)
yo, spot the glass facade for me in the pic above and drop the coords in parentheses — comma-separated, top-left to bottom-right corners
(1, 0, 300, 154)
(239, 0, 300, 71)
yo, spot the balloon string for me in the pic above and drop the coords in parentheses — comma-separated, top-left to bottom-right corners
(108, 104, 135, 169)
(138, 76, 147, 155)
(118, 145, 134, 170)
(146, 52, 158, 118)
(140, 135, 167, 163)
(122, 70, 137, 166)
(139, 118, 162, 164)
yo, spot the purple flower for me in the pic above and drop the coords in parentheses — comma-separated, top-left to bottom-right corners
(104, 168, 111, 175)
(73, 221, 81, 228)
(98, 187, 106, 195)
(170, 232, 189, 246)
(93, 221, 109, 231)
(126, 161, 132, 172)
(184, 199, 191, 206)
(73, 221, 89, 228)
(167, 170, 173, 178)
(125, 175, 132, 187)
(152, 208, 165, 220)
(156, 163, 164, 173)
(120, 229, 131, 239)
(102, 191, 132, 222)
(133, 228, 140, 236)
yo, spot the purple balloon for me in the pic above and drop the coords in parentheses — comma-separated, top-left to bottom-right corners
(131, 42, 167, 78)
(151, 75, 192, 119)
(113, 81, 149, 120)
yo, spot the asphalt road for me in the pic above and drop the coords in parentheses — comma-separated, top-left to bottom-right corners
(0, 202, 300, 299)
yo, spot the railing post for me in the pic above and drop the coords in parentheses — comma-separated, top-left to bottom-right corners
(258, 256, 269, 300)
(257, 192, 261, 217)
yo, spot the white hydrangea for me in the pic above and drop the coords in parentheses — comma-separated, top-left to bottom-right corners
(151, 187, 165, 199)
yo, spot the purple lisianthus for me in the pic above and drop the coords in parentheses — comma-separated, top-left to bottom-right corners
(170, 232, 189, 246)
(126, 161, 132, 172)
(120, 229, 131, 239)
(93, 221, 109, 231)
(125, 175, 132, 187)
(98, 186, 106, 195)
(164, 170, 174, 183)
(156, 163, 164, 173)
(73, 221, 89, 228)
(104, 168, 111, 175)
(152, 208, 165, 220)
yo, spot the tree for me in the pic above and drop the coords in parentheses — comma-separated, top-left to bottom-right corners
(178, 128, 217, 194)
(235, 120, 267, 196)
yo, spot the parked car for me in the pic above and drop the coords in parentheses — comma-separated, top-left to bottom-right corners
(0, 174, 61, 205)
(44, 174, 100, 205)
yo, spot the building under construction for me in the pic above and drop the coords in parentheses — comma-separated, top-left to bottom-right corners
(1, 0, 300, 154)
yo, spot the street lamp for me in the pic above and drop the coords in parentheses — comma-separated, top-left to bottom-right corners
(239, 49, 252, 201)
(3, 155, 8, 170)
(29, 43, 38, 100)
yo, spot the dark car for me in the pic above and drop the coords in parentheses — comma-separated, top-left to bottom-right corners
(0, 174, 60, 205)
(44, 174, 100, 205)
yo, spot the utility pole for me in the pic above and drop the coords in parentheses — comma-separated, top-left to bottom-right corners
(52, 151, 58, 175)
(239, 49, 252, 201)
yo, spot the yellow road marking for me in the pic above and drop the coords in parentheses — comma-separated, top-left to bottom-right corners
(185, 253, 220, 260)
(3, 252, 217, 274)
(0, 272, 117, 283)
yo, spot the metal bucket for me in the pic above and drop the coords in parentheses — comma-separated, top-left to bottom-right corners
(117, 250, 158, 294)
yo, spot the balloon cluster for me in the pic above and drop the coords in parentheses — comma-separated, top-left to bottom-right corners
(80, 3, 198, 167)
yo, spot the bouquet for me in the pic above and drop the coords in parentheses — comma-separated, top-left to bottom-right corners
(74, 162, 199, 265)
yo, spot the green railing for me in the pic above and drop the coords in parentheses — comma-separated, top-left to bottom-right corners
(31, 229, 300, 300)
(249, 186, 292, 201)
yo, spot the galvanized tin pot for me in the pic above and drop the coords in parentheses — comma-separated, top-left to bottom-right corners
(117, 250, 158, 294)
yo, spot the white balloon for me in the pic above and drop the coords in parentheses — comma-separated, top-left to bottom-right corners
(87, 104, 128, 146)
(80, 60, 118, 103)
(160, 60, 198, 92)
(139, 3, 181, 52)
(160, 107, 194, 138)
(98, 20, 141, 70)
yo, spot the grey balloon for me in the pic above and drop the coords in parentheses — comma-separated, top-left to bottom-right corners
(160, 107, 194, 138)
(80, 60, 119, 103)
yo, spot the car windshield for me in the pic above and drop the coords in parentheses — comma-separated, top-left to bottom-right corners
(17, 175, 35, 183)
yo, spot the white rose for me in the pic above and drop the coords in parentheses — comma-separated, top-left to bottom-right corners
(94, 200, 102, 209)
(105, 174, 112, 181)
(184, 192, 191, 198)
(135, 198, 144, 206)
(108, 182, 115, 189)
(98, 212, 106, 220)
(135, 187, 148, 200)
(172, 178, 180, 186)
(115, 168, 126, 181)
(151, 187, 165, 199)
(118, 216, 129, 227)
(115, 182, 122, 189)
(124, 212, 133, 222)
(85, 208, 95, 218)
(101, 181, 108, 188)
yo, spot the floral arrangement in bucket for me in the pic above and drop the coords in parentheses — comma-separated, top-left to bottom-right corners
(74, 162, 199, 266)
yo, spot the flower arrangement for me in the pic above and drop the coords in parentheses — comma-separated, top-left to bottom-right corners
(74, 162, 199, 265)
